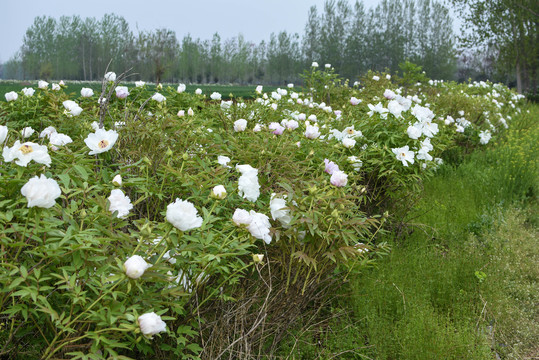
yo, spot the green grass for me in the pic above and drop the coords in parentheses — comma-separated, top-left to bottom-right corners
(0, 80, 279, 100)
(280, 104, 539, 359)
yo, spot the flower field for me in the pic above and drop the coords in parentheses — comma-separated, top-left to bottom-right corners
(0, 64, 529, 359)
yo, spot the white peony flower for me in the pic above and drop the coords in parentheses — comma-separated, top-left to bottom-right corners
(479, 130, 492, 145)
(330, 170, 348, 187)
(51, 83, 60, 91)
(367, 103, 389, 119)
(348, 156, 363, 171)
(49, 133, 73, 146)
(210, 92, 222, 100)
(22, 87, 35, 97)
(217, 155, 231, 167)
(38, 80, 49, 89)
(84, 128, 119, 155)
(232, 208, 252, 226)
(177, 110, 185, 117)
(62, 100, 83, 116)
(177, 83, 186, 93)
(247, 210, 272, 244)
(5, 91, 17, 102)
(108, 189, 133, 218)
(350, 97, 361, 106)
(304, 125, 320, 139)
(80, 87, 94, 97)
(124, 255, 151, 279)
(392, 145, 415, 167)
(138, 312, 166, 337)
(236, 164, 260, 202)
(195, 88, 202, 95)
(311, 62, 319, 68)
(0, 125, 7, 144)
(166, 198, 203, 231)
(270, 194, 292, 227)
(411, 104, 434, 123)
(383, 89, 396, 100)
(104, 72, 116, 82)
(286, 120, 299, 130)
(115, 86, 129, 99)
(152, 93, 166, 102)
(420, 138, 433, 152)
(234, 119, 248, 132)
(342, 137, 356, 149)
(372, 75, 380, 81)
(221, 100, 233, 110)
(21, 127, 35, 138)
(3, 140, 52, 167)
(407, 124, 422, 140)
(387, 100, 404, 118)
(421, 121, 439, 138)
(20, 174, 61, 208)
(255, 85, 263, 94)
(416, 147, 433, 161)
(187, 107, 194, 116)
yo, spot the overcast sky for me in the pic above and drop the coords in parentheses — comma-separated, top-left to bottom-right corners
(0, 0, 387, 62)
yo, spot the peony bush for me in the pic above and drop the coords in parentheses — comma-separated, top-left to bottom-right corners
(0, 66, 526, 359)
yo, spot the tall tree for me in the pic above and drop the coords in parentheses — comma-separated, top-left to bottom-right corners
(450, 0, 539, 93)
(138, 29, 179, 83)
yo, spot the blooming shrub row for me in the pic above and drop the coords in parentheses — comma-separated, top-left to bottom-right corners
(0, 65, 526, 358)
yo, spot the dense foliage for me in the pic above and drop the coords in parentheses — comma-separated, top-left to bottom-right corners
(0, 64, 526, 358)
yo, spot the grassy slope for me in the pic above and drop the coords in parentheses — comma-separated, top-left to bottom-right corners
(280, 104, 538, 359)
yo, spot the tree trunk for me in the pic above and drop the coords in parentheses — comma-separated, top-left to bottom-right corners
(516, 58, 522, 93)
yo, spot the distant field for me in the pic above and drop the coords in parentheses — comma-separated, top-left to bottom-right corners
(0, 81, 280, 100)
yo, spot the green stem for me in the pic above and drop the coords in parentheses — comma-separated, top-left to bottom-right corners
(301, 266, 314, 295)
(193, 262, 253, 313)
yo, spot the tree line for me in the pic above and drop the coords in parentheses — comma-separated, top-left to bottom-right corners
(3, 0, 457, 84)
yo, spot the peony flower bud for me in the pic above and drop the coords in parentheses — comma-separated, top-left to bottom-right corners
(211, 185, 227, 200)
(124, 255, 151, 279)
(112, 174, 122, 186)
(252, 254, 264, 263)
